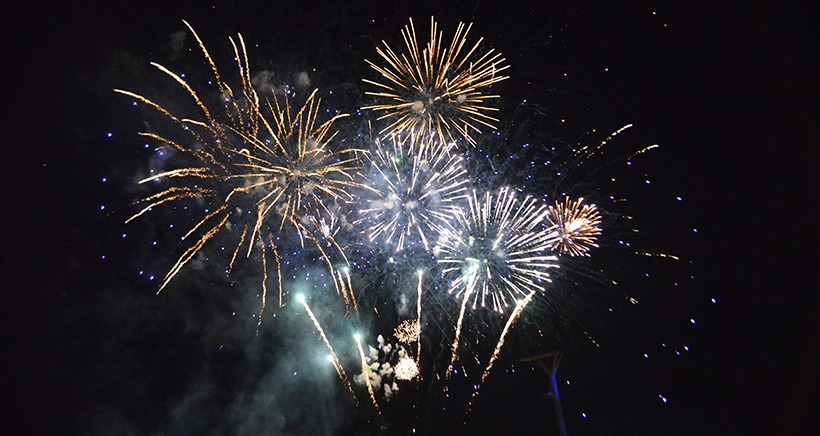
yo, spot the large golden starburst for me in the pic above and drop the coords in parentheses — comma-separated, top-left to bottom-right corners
(363, 17, 509, 146)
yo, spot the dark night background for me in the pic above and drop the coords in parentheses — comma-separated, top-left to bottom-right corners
(5, 0, 817, 434)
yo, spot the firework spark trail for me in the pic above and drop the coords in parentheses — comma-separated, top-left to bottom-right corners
(335, 267, 359, 315)
(355, 334, 382, 416)
(361, 134, 468, 252)
(416, 270, 423, 366)
(363, 17, 509, 146)
(465, 289, 537, 417)
(446, 273, 476, 380)
(545, 197, 603, 256)
(575, 124, 633, 159)
(297, 295, 357, 401)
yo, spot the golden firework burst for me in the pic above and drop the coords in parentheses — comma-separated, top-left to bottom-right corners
(116, 22, 361, 321)
(545, 197, 603, 256)
(363, 17, 509, 146)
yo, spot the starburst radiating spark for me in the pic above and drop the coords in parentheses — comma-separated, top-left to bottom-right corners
(354, 334, 382, 415)
(234, 89, 364, 233)
(545, 197, 602, 256)
(297, 295, 356, 401)
(466, 290, 536, 415)
(334, 266, 359, 315)
(435, 187, 560, 312)
(394, 355, 420, 381)
(361, 134, 468, 252)
(117, 22, 363, 323)
(363, 17, 509, 146)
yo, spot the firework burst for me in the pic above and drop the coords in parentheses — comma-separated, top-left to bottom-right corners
(394, 355, 420, 381)
(434, 187, 560, 313)
(545, 197, 602, 256)
(360, 134, 468, 252)
(363, 17, 509, 146)
(116, 23, 362, 319)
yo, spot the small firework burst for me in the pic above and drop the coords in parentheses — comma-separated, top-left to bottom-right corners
(545, 197, 602, 256)
(393, 319, 421, 344)
(363, 17, 509, 146)
(394, 355, 420, 381)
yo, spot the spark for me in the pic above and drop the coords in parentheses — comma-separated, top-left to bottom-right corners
(297, 295, 356, 400)
(415, 269, 423, 365)
(632, 251, 681, 261)
(446, 278, 474, 379)
(467, 290, 536, 415)
(355, 334, 382, 415)
(545, 197, 603, 256)
(363, 17, 509, 146)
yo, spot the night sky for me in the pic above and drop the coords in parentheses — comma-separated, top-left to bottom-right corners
(6, 1, 817, 434)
